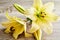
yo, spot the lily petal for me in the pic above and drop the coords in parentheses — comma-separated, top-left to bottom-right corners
(27, 7, 37, 20)
(6, 11, 15, 21)
(42, 23, 53, 35)
(13, 24, 24, 39)
(45, 13, 58, 22)
(34, 31, 38, 40)
(2, 21, 11, 28)
(37, 29, 42, 40)
(44, 2, 54, 13)
(2, 21, 19, 33)
(33, 0, 43, 10)
(34, 29, 42, 40)
(29, 22, 39, 33)
(56, 16, 60, 21)
(6, 11, 25, 25)
(25, 33, 33, 37)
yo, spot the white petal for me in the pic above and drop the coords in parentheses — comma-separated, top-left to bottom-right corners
(33, 0, 43, 10)
(56, 16, 60, 21)
(45, 13, 58, 22)
(44, 2, 54, 13)
(27, 7, 37, 20)
(42, 23, 53, 35)
(29, 22, 40, 33)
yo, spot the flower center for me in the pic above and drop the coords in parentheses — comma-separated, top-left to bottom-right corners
(40, 12, 46, 18)
(36, 12, 46, 18)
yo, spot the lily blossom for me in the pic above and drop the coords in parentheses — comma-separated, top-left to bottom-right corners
(13, 0, 60, 40)
(2, 12, 32, 39)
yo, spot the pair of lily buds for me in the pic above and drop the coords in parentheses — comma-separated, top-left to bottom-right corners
(2, 0, 60, 40)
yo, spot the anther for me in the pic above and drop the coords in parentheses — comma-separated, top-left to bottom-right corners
(44, 14, 46, 15)
(10, 26, 15, 31)
(41, 12, 43, 14)
(41, 16, 44, 18)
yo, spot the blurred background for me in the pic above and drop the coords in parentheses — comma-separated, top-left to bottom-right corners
(0, 0, 60, 40)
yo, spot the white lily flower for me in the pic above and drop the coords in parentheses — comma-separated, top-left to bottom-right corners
(13, 0, 59, 40)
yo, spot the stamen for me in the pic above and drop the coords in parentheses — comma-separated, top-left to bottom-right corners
(10, 26, 15, 31)
(44, 14, 46, 15)
(41, 16, 44, 18)
(41, 12, 43, 14)
(40, 12, 46, 18)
